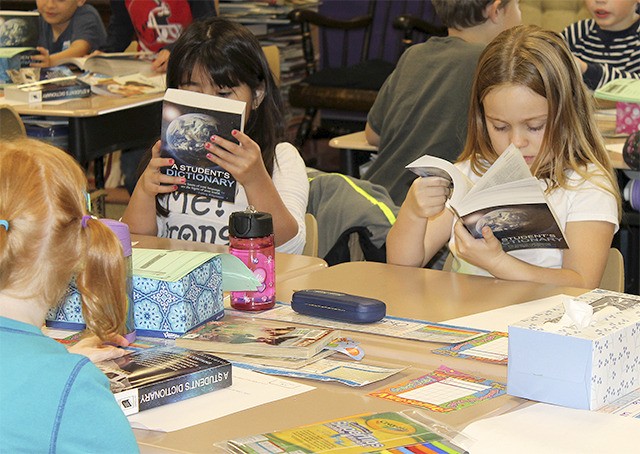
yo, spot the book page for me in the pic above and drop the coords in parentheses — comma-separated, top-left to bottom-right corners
(467, 144, 532, 197)
(405, 154, 473, 207)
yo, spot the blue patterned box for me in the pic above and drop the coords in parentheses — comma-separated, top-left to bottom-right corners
(507, 289, 640, 410)
(47, 249, 259, 339)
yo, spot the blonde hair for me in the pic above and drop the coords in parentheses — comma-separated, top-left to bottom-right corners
(459, 25, 621, 214)
(0, 139, 127, 339)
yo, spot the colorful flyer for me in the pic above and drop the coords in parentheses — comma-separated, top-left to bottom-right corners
(369, 366, 506, 413)
(432, 331, 509, 365)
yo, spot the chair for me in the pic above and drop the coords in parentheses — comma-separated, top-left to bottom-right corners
(262, 45, 281, 87)
(0, 105, 26, 140)
(287, 1, 446, 149)
(600, 247, 625, 292)
(443, 248, 624, 292)
(302, 213, 319, 257)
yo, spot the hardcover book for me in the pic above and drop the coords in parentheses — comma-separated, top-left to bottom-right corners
(95, 346, 232, 416)
(0, 11, 40, 84)
(222, 410, 469, 453)
(160, 88, 245, 202)
(406, 144, 568, 252)
(0, 11, 39, 47)
(175, 316, 340, 359)
(3, 76, 91, 103)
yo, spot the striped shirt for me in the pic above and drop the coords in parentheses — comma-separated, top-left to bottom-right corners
(562, 18, 640, 90)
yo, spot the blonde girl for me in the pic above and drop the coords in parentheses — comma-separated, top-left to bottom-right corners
(387, 25, 621, 289)
(0, 139, 137, 451)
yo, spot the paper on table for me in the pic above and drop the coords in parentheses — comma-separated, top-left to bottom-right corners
(443, 294, 569, 332)
(454, 402, 640, 453)
(128, 367, 315, 432)
(606, 141, 624, 154)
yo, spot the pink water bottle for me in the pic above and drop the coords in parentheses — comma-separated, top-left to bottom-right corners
(229, 207, 275, 311)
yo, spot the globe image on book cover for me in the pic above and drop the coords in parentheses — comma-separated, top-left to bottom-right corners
(165, 112, 221, 166)
(0, 17, 38, 47)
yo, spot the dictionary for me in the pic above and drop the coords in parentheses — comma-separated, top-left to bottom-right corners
(95, 346, 232, 416)
(160, 88, 246, 203)
(406, 144, 568, 252)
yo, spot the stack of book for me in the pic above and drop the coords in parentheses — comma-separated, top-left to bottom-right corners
(175, 315, 341, 369)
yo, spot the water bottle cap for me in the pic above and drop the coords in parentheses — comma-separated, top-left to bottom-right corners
(229, 208, 273, 239)
(98, 218, 132, 256)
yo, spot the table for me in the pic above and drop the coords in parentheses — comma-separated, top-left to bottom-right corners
(131, 234, 328, 283)
(133, 262, 587, 453)
(329, 129, 630, 177)
(11, 93, 163, 188)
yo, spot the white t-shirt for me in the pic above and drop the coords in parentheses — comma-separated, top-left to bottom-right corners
(156, 142, 309, 254)
(448, 160, 619, 277)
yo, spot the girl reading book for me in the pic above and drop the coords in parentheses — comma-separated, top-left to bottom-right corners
(122, 17, 308, 254)
(0, 139, 137, 451)
(387, 25, 621, 289)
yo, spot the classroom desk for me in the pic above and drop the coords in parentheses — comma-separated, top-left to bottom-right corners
(131, 234, 328, 283)
(133, 262, 587, 453)
(9, 92, 163, 188)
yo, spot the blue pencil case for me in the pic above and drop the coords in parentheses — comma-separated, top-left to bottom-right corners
(291, 290, 386, 324)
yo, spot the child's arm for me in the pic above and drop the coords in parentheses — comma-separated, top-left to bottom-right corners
(365, 122, 380, 147)
(205, 131, 299, 246)
(387, 177, 454, 267)
(453, 220, 616, 288)
(122, 141, 184, 236)
(30, 39, 92, 68)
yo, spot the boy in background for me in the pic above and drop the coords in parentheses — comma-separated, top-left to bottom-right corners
(562, 0, 640, 90)
(31, 0, 106, 68)
(363, 0, 521, 206)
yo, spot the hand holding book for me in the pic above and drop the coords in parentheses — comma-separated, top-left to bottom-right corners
(406, 145, 568, 252)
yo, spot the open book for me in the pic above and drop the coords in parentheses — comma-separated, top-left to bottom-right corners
(57, 52, 155, 77)
(406, 145, 568, 252)
(176, 315, 341, 359)
(160, 88, 245, 202)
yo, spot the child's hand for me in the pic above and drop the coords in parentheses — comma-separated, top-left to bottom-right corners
(404, 177, 451, 219)
(151, 49, 170, 73)
(137, 140, 184, 197)
(67, 333, 131, 363)
(204, 130, 269, 186)
(29, 47, 52, 68)
(453, 221, 507, 272)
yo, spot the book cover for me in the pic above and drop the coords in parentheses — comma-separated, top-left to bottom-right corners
(160, 88, 245, 202)
(89, 73, 164, 98)
(57, 51, 155, 77)
(175, 316, 340, 359)
(95, 346, 232, 416)
(223, 410, 469, 453)
(406, 144, 568, 252)
(594, 78, 640, 103)
(0, 11, 39, 47)
(0, 46, 38, 84)
(3, 76, 91, 103)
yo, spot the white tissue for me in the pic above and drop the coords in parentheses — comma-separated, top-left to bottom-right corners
(542, 296, 620, 332)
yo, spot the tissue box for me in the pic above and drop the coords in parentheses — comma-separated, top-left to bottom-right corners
(616, 102, 640, 134)
(46, 256, 225, 339)
(47, 249, 259, 339)
(507, 289, 640, 410)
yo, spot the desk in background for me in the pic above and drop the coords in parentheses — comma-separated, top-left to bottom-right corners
(134, 262, 587, 453)
(10, 93, 163, 188)
(131, 234, 328, 283)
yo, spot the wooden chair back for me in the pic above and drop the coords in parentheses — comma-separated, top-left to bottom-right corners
(0, 105, 26, 141)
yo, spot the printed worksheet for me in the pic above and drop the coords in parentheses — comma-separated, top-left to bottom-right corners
(369, 365, 506, 412)
(432, 332, 509, 365)
(597, 388, 640, 418)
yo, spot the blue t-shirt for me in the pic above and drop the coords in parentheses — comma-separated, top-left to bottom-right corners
(38, 4, 106, 53)
(0, 316, 138, 453)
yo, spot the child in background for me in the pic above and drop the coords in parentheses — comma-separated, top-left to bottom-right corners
(364, 0, 522, 206)
(387, 25, 621, 289)
(100, 0, 218, 73)
(562, 0, 640, 90)
(0, 139, 138, 452)
(31, 0, 106, 68)
(122, 17, 308, 254)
